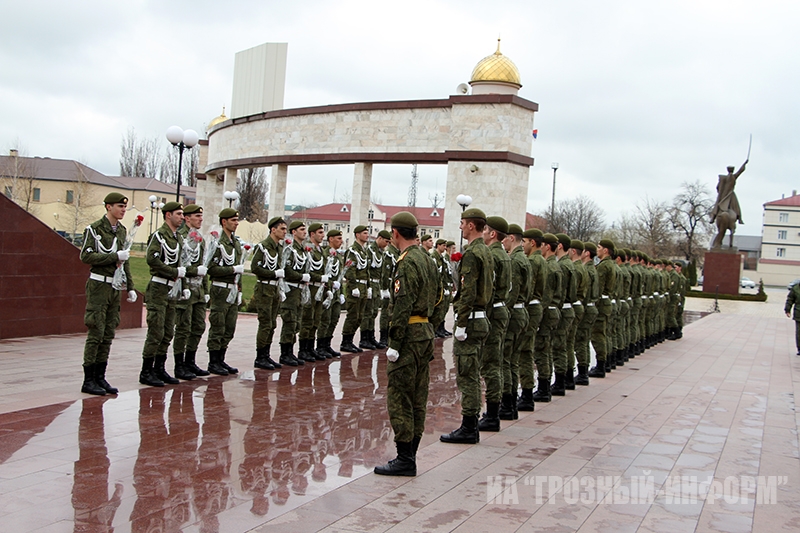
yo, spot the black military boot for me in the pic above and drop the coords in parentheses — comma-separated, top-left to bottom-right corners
(565, 368, 576, 390)
(440, 415, 480, 444)
(254, 347, 276, 370)
(374, 441, 416, 476)
(139, 358, 165, 387)
(532, 378, 551, 402)
(340, 333, 361, 353)
(154, 354, 180, 384)
(81, 364, 106, 395)
(95, 361, 118, 394)
(517, 389, 535, 411)
(441, 324, 452, 337)
(185, 350, 210, 376)
(359, 330, 378, 350)
(297, 340, 316, 363)
(676, 328, 683, 339)
(575, 365, 590, 386)
(609, 352, 617, 370)
(478, 402, 501, 432)
(551, 373, 566, 396)
(323, 337, 341, 358)
(623, 346, 630, 362)
(317, 338, 333, 359)
(588, 362, 606, 378)
(500, 393, 516, 419)
(376, 329, 388, 348)
(310, 339, 327, 361)
(219, 348, 238, 374)
(173, 353, 196, 381)
(434, 324, 447, 338)
(207, 350, 229, 375)
(411, 436, 421, 460)
(616, 350, 625, 367)
(279, 343, 300, 367)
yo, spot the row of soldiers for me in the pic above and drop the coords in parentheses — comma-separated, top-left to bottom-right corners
(435, 208, 688, 449)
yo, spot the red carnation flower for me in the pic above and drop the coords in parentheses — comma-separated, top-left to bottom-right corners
(135, 214, 144, 225)
(451, 252, 463, 262)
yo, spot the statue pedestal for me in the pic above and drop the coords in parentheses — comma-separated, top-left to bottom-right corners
(703, 248, 741, 296)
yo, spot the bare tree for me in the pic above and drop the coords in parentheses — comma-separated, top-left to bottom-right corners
(604, 213, 642, 250)
(119, 128, 165, 180)
(670, 180, 713, 261)
(630, 197, 676, 258)
(1, 142, 40, 215)
(338, 190, 352, 204)
(544, 195, 606, 242)
(66, 161, 97, 239)
(237, 167, 269, 222)
(161, 144, 200, 187)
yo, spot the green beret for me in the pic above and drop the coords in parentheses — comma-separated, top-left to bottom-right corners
(183, 204, 202, 215)
(570, 239, 584, 252)
(555, 233, 571, 249)
(219, 208, 238, 220)
(674, 260, 684, 267)
(446, 241, 455, 247)
(103, 192, 128, 205)
(507, 223, 523, 236)
(461, 207, 486, 221)
(584, 242, 597, 254)
(390, 211, 418, 229)
(435, 238, 447, 246)
(379, 230, 392, 240)
(599, 239, 615, 252)
(268, 216, 284, 229)
(327, 229, 342, 238)
(353, 224, 368, 234)
(308, 222, 323, 233)
(623, 248, 632, 257)
(288, 220, 305, 232)
(523, 228, 544, 239)
(542, 233, 558, 245)
(420, 234, 432, 242)
(486, 216, 509, 234)
(162, 201, 182, 214)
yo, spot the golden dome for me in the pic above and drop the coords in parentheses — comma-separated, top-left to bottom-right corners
(207, 106, 228, 131)
(470, 39, 521, 87)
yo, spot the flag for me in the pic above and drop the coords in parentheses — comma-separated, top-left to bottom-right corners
(532, 129, 538, 139)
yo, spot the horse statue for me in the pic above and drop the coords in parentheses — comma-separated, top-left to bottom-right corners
(711, 208, 737, 249)
(709, 160, 747, 249)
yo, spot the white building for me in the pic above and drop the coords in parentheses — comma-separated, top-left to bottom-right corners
(756, 192, 800, 286)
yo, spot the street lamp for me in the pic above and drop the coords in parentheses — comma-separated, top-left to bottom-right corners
(223, 190, 240, 208)
(165, 126, 199, 202)
(549, 162, 559, 232)
(148, 194, 159, 236)
(456, 194, 472, 252)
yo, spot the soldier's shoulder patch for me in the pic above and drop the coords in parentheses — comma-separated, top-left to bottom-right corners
(394, 278, 401, 294)
(398, 251, 408, 262)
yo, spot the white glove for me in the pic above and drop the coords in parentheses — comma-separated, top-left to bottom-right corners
(117, 250, 130, 262)
(177, 267, 186, 278)
(237, 292, 242, 306)
(274, 268, 285, 279)
(381, 289, 390, 299)
(196, 266, 207, 277)
(301, 273, 311, 283)
(340, 294, 346, 305)
(280, 291, 287, 302)
(352, 288, 360, 298)
(386, 348, 400, 362)
(321, 275, 329, 283)
(127, 290, 137, 303)
(233, 265, 244, 274)
(204, 294, 210, 303)
(367, 287, 373, 299)
(182, 289, 191, 300)
(455, 326, 467, 341)
(333, 281, 341, 290)
(444, 290, 450, 296)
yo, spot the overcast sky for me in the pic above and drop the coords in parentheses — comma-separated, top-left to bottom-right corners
(2, 0, 799, 235)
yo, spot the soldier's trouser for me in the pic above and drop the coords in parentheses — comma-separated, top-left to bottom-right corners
(431, 298, 447, 329)
(342, 285, 368, 335)
(533, 307, 560, 381)
(567, 303, 584, 371)
(279, 286, 303, 344)
(480, 305, 509, 403)
(299, 293, 324, 341)
(795, 320, 800, 352)
(173, 299, 206, 354)
(142, 282, 177, 359)
(638, 297, 647, 342)
(666, 296, 679, 328)
(609, 302, 619, 354)
(387, 334, 434, 442)
(254, 282, 281, 349)
(576, 304, 598, 367)
(552, 307, 575, 374)
(631, 299, 641, 346)
(519, 304, 543, 389)
(379, 295, 392, 331)
(83, 279, 122, 365)
(645, 296, 655, 337)
(616, 301, 629, 352)
(207, 285, 239, 351)
(502, 306, 529, 396)
(591, 299, 612, 362)
(319, 292, 343, 338)
(677, 299, 684, 329)
(454, 316, 490, 417)
(360, 281, 380, 331)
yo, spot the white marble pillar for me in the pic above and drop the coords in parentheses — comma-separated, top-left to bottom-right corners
(269, 164, 288, 220)
(350, 163, 372, 232)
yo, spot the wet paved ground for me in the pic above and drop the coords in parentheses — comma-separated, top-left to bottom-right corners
(1, 289, 799, 532)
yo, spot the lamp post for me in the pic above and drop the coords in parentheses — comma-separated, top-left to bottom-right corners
(549, 162, 559, 232)
(456, 194, 472, 252)
(368, 207, 374, 238)
(223, 190, 240, 208)
(165, 126, 199, 203)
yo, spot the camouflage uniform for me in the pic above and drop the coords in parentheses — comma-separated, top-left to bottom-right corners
(207, 231, 243, 352)
(552, 254, 577, 388)
(577, 257, 599, 370)
(279, 239, 308, 345)
(430, 248, 453, 334)
(481, 241, 511, 404)
(300, 241, 326, 358)
(342, 241, 369, 339)
(519, 249, 545, 395)
(502, 245, 531, 401)
(251, 236, 283, 354)
(535, 254, 562, 391)
(569, 256, 589, 377)
(590, 255, 616, 372)
(173, 225, 207, 364)
(318, 245, 345, 349)
(379, 243, 400, 337)
(359, 241, 384, 346)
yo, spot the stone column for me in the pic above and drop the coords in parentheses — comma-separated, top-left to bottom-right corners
(269, 164, 288, 220)
(197, 169, 229, 234)
(350, 163, 373, 232)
